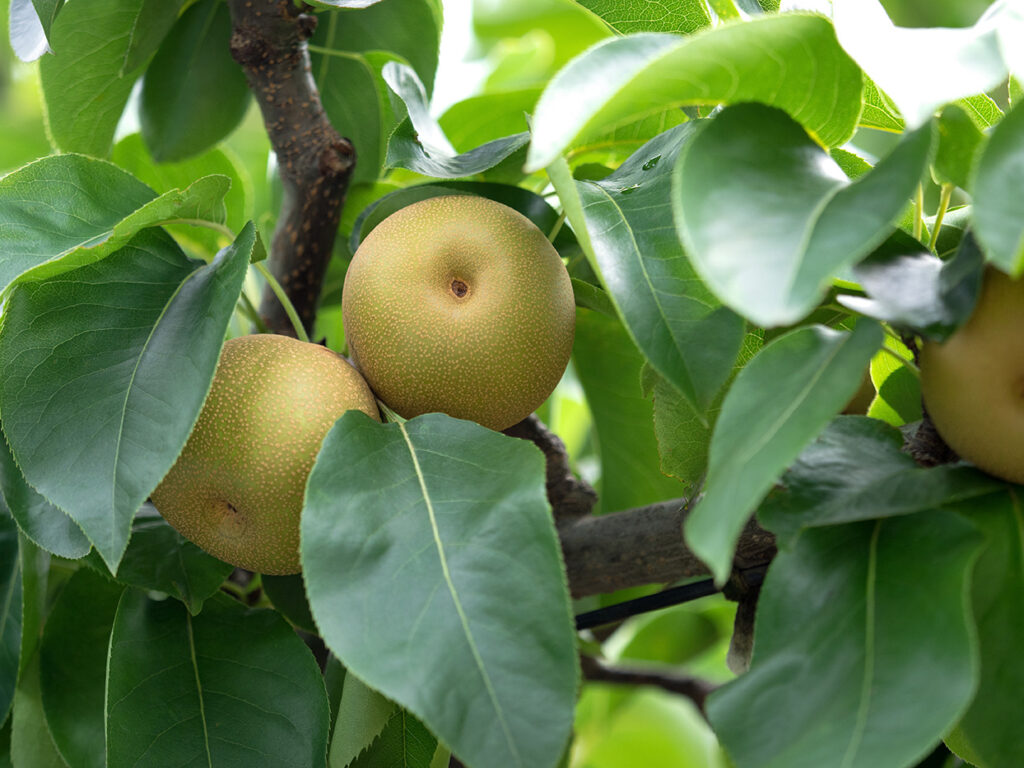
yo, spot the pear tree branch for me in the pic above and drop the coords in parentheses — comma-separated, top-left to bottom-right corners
(227, 0, 354, 337)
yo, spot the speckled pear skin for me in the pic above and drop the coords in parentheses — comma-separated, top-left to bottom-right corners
(342, 195, 576, 431)
(151, 334, 380, 574)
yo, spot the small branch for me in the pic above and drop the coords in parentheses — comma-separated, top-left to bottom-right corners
(558, 498, 776, 599)
(227, 0, 355, 336)
(504, 415, 598, 522)
(580, 655, 718, 717)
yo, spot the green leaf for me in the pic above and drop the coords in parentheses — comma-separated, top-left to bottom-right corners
(383, 62, 529, 178)
(439, 88, 542, 153)
(348, 709, 436, 768)
(312, 0, 441, 184)
(709, 511, 983, 768)
(571, 278, 616, 318)
(39, 568, 124, 768)
(841, 230, 985, 341)
(10, 652, 64, 768)
(934, 103, 986, 190)
(106, 591, 330, 768)
(833, 0, 1008, 128)
(859, 77, 904, 132)
(303, 413, 578, 768)
(330, 674, 396, 768)
(38, 0, 149, 157)
(674, 104, 933, 327)
(686, 321, 884, 584)
(572, 0, 712, 34)
(0, 225, 255, 571)
(573, 123, 744, 412)
(122, 0, 187, 74)
(972, 101, 1024, 277)
(0, 155, 154, 294)
(946, 490, 1024, 766)
(0, 512, 20, 725)
(262, 575, 317, 634)
(758, 416, 1003, 544)
(84, 505, 233, 615)
(139, 0, 251, 162)
(0, 425, 90, 560)
(526, 14, 863, 171)
(574, 310, 687, 513)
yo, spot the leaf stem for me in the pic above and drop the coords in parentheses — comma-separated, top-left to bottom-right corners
(254, 261, 310, 343)
(929, 183, 954, 252)
(236, 291, 270, 334)
(547, 212, 566, 243)
(913, 184, 924, 242)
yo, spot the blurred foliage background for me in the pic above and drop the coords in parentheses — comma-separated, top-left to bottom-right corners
(0, 1, 995, 766)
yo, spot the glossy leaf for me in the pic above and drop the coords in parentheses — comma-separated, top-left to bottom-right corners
(758, 416, 1003, 544)
(383, 62, 529, 178)
(527, 14, 863, 171)
(946, 491, 1024, 765)
(973, 101, 1024, 277)
(573, 123, 744, 412)
(833, 0, 1008, 128)
(303, 413, 578, 768)
(84, 505, 232, 615)
(0, 226, 255, 571)
(0, 155, 154, 293)
(38, 0, 148, 157)
(0, 512, 20, 725)
(9, 0, 48, 61)
(934, 103, 986, 190)
(574, 310, 686, 513)
(0, 425, 90, 559)
(686, 322, 884, 584)
(710, 511, 983, 768)
(107, 591, 330, 768)
(841, 230, 985, 341)
(674, 104, 933, 327)
(40, 568, 124, 768)
(140, 0, 250, 162)
(572, 0, 712, 34)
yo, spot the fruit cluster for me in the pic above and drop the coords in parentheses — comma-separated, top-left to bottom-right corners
(153, 196, 575, 573)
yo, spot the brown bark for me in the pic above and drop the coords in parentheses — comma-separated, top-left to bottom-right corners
(227, 0, 354, 337)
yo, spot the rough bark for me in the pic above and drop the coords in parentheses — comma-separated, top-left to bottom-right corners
(227, 0, 354, 336)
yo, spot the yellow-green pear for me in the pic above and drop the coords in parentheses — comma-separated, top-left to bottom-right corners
(151, 334, 379, 574)
(342, 195, 575, 431)
(920, 267, 1024, 483)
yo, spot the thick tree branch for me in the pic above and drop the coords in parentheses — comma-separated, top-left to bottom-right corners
(227, 0, 354, 336)
(580, 655, 718, 716)
(559, 498, 776, 599)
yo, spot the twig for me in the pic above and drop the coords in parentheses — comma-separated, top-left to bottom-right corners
(227, 0, 355, 336)
(579, 655, 718, 718)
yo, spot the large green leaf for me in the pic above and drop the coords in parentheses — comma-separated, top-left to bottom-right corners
(122, 0, 188, 74)
(106, 591, 330, 768)
(383, 62, 529, 178)
(758, 416, 1002, 544)
(710, 511, 982, 768)
(83, 505, 232, 615)
(674, 104, 933, 327)
(972, 101, 1024, 277)
(0, 154, 233, 294)
(833, 0, 1008, 128)
(572, 0, 712, 34)
(140, 0, 250, 162)
(0, 225, 255, 571)
(39, 568, 124, 768)
(572, 123, 744, 412)
(0, 512, 20, 725)
(945, 490, 1024, 767)
(303, 412, 578, 768)
(686, 322, 884, 584)
(0, 425, 90, 560)
(574, 310, 686, 513)
(38, 0, 148, 157)
(526, 14, 863, 171)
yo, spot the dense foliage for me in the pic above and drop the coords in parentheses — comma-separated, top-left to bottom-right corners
(1, 0, 1023, 767)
